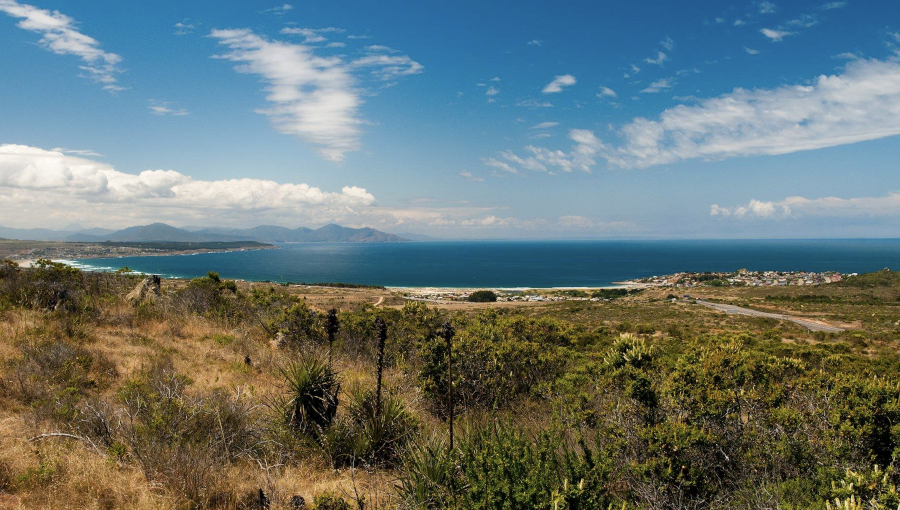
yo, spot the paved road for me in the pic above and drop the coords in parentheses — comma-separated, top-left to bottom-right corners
(695, 299, 846, 333)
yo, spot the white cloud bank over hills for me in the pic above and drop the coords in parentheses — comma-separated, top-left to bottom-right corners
(0, 145, 628, 236)
(711, 192, 900, 219)
(0, 144, 374, 227)
(210, 28, 421, 162)
(0, 0, 124, 90)
(492, 58, 900, 173)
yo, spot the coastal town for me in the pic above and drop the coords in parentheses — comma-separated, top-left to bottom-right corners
(628, 269, 850, 288)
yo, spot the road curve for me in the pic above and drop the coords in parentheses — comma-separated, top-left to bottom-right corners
(695, 299, 846, 333)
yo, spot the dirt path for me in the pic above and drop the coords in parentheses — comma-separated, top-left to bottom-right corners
(695, 299, 846, 333)
(374, 296, 384, 307)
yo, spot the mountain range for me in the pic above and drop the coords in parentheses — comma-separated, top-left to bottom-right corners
(0, 223, 408, 243)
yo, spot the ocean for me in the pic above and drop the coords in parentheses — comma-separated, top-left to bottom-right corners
(70, 239, 900, 288)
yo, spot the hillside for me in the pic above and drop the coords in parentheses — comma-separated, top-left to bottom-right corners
(0, 223, 406, 244)
(1, 265, 899, 509)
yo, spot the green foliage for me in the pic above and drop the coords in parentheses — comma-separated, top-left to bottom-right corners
(313, 491, 354, 510)
(826, 465, 900, 510)
(326, 386, 417, 468)
(418, 311, 569, 415)
(277, 353, 340, 437)
(468, 290, 498, 302)
(397, 423, 614, 510)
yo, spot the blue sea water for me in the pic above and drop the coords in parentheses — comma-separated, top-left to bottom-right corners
(70, 239, 900, 288)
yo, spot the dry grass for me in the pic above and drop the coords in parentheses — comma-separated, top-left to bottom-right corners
(0, 289, 422, 509)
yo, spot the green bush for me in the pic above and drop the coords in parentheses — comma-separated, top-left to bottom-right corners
(277, 353, 340, 438)
(467, 290, 497, 302)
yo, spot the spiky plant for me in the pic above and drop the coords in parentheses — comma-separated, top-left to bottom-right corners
(278, 353, 340, 437)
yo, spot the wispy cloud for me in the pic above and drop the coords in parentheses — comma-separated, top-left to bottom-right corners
(0, 0, 123, 90)
(174, 20, 196, 36)
(644, 51, 668, 66)
(821, 1, 847, 10)
(279, 26, 344, 44)
(485, 129, 604, 174)
(641, 78, 673, 93)
(527, 39, 542, 46)
(598, 86, 617, 98)
(530, 121, 558, 129)
(600, 58, 900, 169)
(760, 28, 795, 41)
(542, 74, 576, 93)
(210, 28, 420, 161)
(260, 4, 293, 16)
(459, 170, 484, 182)
(745, 47, 760, 55)
(148, 100, 188, 116)
(758, 1, 777, 14)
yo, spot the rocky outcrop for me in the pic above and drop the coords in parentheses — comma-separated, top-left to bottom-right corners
(126, 275, 161, 305)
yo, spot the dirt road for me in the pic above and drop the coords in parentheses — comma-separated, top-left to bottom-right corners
(695, 299, 846, 333)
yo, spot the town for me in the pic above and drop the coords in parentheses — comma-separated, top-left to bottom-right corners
(628, 269, 851, 288)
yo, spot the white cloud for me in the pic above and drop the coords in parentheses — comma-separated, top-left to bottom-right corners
(530, 121, 558, 129)
(458, 170, 484, 182)
(351, 52, 424, 80)
(641, 78, 672, 93)
(598, 86, 617, 98)
(0, 0, 123, 90)
(758, 1, 777, 14)
(261, 4, 293, 15)
(734, 19, 746, 26)
(210, 28, 421, 161)
(487, 129, 605, 174)
(485, 85, 500, 96)
(516, 98, 554, 108)
(601, 58, 900, 169)
(712, 192, 900, 219)
(821, 1, 847, 9)
(644, 51, 668, 66)
(279, 27, 344, 44)
(834, 51, 860, 59)
(760, 28, 795, 42)
(174, 21, 196, 36)
(481, 157, 519, 174)
(0, 144, 377, 227)
(542, 74, 576, 93)
(745, 47, 760, 55)
(326, 42, 346, 48)
(211, 28, 361, 161)
(527, 39, 542, 46)
(661, 37, 675, 52)
(490, 76, 500, 82)
(148, 100, 188, 116)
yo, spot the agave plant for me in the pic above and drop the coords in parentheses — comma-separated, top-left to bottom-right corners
(278, 353, 340, 437)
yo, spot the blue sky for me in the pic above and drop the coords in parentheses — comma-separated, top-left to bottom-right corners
(1, 0, 899, 238)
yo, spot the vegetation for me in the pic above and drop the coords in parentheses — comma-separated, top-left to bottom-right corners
(1, 259, 900, 508)
(467, 290, 497, 302)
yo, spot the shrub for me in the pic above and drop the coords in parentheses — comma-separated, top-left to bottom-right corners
(326, 386, 417, 468)
(467, 290, 497, 303)
(313, 491, 353, 510)
(397, 433, 458, 509)
(277, 353, 340, 438)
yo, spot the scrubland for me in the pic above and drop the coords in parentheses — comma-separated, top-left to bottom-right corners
(1, 260, 900, 509)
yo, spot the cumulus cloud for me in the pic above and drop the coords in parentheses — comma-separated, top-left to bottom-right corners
(210, 28, 421, 161)
(758, 1, 777, 14)
(0, 144, 378, 227)
(712, 192, 900, 219)
(542, 74, 576, 93)
(600, 58, 900, 169)
(0, 0, 123, 90)
(745, 47, 760, 55)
